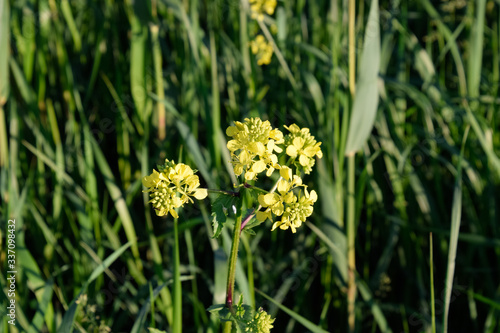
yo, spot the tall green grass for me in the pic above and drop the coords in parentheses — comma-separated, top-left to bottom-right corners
(1, 0, 500, 332)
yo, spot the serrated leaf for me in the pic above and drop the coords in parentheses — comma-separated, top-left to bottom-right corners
(211, 193, 241, 238)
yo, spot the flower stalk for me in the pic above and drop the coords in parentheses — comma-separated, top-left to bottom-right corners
(225, 212, 243, 311)
(223, 206, 244, 333)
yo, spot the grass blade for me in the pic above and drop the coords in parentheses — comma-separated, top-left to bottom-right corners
(0, 0, 9, 167)
(256, 289, 329, 333)
(90, 135, 145, 277)
(57, 242, 133, 333)
(442, 127, 469, 332)
(344, 0, 380, 156)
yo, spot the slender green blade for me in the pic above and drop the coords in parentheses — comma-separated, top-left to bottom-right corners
(344, 0, 380, 156)
(442, 128, 468, 332)
(57, 242, 133, 333)
(256, 289, 329, 333)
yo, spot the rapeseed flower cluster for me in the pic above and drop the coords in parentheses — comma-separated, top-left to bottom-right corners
(245, 308, 275, 332)
(255, 166, 317, 233)
(226, 117, 283, 181)
(142, 159, 207, 218)
(250, 35, 273, 66)
(226, 118, 322, 233)
(248, 0, 277, 65)
(249, 0, 277, 21)
(284, 124, 323, 174)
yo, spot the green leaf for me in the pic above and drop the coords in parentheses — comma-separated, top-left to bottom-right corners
(148, 328, 167, 333)
(344, 0, 380, 156)
(211, 193, 241, 238)
(206, 304, 225, 313)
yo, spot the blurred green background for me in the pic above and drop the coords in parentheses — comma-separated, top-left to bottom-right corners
(1, 0, 500, 332)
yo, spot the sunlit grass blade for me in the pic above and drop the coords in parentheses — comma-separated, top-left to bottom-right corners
(467, 0, 486, 97)
(256, 289, 329, 333)
(344, 0, 380, 156)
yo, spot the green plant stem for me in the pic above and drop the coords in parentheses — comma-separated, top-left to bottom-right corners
(226, 213, 243, 310)
(207, 189, 239, 196)
(347, 155, 356, 332)
(223, 212, 244, 333)
(347, 0, 357, 330)
(223, 321, 232, 333)
(173, 219, 182, 333)
(430, 233, 436, 333)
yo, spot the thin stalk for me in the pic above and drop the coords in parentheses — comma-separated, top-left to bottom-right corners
(347, 0, 357, 331)
(347, 155, 356, 332)
(150, 23, 166, 140)
(430, 233, 436, 333)
(224, 212, 244, 332)
(207, 189, 240, 197)
(173, 219, 182, 333)
(226, 213, 243, 310)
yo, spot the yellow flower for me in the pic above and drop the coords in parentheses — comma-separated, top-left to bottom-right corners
(284, 124, 323, 174)
(143, 159, 207, 218)
(249, 0, 277, 21)
(250, 35, 273, 66)
(256, 167, 315, 233)
(226, 117, 283, 180)
(272, 188, 317, 233)
(245, 308, 275, 332)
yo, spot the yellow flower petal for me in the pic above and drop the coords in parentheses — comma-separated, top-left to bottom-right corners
(256, 210, 271, 222)
(286, 145, 298, 157)
(303, 146, 318, 157)
(293, 137, 305, 149)
(299, 154, 309, 166)
(277, 179, 290, 194)
(239, 150, 252, 165)
(252, 160, 267, 173)
(170, 209, 179, 219)
(279, 166, 292, 181)
(193, 188, 208, 200)
(245, 171, 256, 181)
(234, 164, 243, 176)
(249, 142, 265, 155)
(259, 193, 278, 207)
(227, 140, 239, 152)
(142, 170, 160, 188)
(272, 201, 284, 216)
(271, 221, 280, 231)
(308, 190, 318, 202)
(226, 126, 238, 136)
